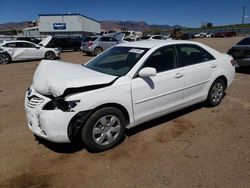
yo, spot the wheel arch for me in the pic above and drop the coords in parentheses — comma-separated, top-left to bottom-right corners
(44, 50, 55, 59)
(94, 103, 130, 125)
(214, 75, 228, 88)
(67, 102, 130, 142)
(94, 46, 103, 51)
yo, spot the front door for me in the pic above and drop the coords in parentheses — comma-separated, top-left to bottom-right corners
(131, 45, 184, 122)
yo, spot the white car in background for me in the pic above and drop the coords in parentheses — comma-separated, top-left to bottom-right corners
(25, 40, 235, 152)
(141, 35, 167, 40)
(0, 37, 60, 64)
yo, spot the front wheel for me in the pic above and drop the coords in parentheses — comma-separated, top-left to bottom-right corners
(81, 107, 126, 152)
(45, 51, 56, 60)
(206, 79, 225, 107)
(0, 53, 11, 64)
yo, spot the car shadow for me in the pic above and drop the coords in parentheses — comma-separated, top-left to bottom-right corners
(236, 67, 250, 74)
(126, 103, 203, 137)
(34, 135, 85, 153)
(34, 103, 204, 153)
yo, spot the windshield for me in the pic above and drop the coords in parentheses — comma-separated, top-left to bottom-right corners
(237, 37, 250, 45)
(84, 46, 148, 76)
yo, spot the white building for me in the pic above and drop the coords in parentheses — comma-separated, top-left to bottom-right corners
(23, 26, 40, 37)
(38, 13, 101, 35)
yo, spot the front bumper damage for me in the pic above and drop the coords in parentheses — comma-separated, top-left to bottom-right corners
(24, 86, 76, 143)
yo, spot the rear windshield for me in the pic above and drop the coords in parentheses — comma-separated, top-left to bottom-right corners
(237, 37, 250, 45)
(84, 37, 98, 42)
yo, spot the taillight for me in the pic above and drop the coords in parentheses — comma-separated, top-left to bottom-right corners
(88, 41, 93, 47)
(231, 59, 238, 67)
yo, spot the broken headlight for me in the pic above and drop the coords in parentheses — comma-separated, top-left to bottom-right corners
(43, 98, 80, 112)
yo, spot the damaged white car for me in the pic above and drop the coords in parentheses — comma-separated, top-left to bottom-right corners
(25, 40, 235, 152)
(0, 36, 60, 64)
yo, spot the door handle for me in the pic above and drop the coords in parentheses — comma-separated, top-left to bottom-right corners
(174, 73, 183, 78)
(211, 64, 217, 68)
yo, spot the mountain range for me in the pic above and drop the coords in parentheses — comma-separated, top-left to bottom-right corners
(0, 20, 183, 32)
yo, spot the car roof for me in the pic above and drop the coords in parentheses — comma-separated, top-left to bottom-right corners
(3, 40, 35, 43)
(117, 40, 203, 49)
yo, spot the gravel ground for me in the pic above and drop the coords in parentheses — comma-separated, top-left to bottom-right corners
(0, 37, 250, 188)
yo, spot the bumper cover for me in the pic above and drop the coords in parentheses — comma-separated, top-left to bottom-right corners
(25, 86, 75, 143)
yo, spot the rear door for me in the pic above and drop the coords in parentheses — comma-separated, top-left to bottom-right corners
(17, 42, 41, 59)
(176, 44, 216, 105)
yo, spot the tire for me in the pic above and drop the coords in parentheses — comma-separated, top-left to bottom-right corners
(45, 51, 56, 60)
(81, 107, 126, 152)
(0, 53, 11, 64)
(94, 47, 103, 56)
(206, 79, 225, 107)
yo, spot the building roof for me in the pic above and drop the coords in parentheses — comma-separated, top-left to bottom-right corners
(38, 13, 100, 23)
(23, 26, 39, 31)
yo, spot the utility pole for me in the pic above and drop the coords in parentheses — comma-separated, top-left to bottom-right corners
(242, 6, 246, 24)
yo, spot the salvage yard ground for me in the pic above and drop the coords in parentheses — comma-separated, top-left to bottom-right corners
(0, 37, 250, 188)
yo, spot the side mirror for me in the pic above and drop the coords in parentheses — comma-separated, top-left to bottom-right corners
(39, 43, 43, 46)
(138, 67, 157, 77)
(35, 45, 40, 49)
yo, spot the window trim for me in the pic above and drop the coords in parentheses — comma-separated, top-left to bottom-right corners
(176, 44, 215, 67)
(133, 45, 178, 79)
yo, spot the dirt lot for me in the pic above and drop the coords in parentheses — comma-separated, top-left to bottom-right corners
(0, 37, 250, 188)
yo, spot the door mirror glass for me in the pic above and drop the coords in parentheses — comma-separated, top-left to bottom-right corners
(139, 67, 157, 77)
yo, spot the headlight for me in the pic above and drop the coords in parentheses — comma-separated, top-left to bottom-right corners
(43, 98, 80, 112)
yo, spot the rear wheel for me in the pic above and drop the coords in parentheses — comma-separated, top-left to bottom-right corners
(0, 53, 11, 64)
(206, 79, 225, 107)
(81, 107, 126, 152)
(94, 47, 103, 56)
(45, 51, 56, 60)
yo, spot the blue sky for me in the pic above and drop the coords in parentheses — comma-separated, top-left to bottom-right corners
(0, 0, 249, 27)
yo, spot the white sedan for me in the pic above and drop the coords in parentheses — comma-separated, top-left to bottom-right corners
(0, 40, 60, 64)
(25, 40, 235, 152)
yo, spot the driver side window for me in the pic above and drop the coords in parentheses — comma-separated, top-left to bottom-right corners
(142, 46, 177, 73)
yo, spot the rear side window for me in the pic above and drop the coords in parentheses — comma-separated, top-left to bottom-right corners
(21, 42, 36, 48)
(237, 37, 250, 45)
(177, 44, 215, 67)
(3, 43, 17, 47)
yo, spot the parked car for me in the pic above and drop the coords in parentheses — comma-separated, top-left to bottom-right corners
(206, 33, 215, 38)
(81, 36, 120, 56)
(141, 35, 166, 40)
(25, 40, 235, 152)
(214, 32, 226, 38)
(42, 36, 82, 52)
(227, 36, 250, 67)
(225, 32, 236, 37)
(122, 31, 141, 41)
(0, 40, 60, 64)
(16, 37, 41, 44)
(194, 32, 207, 38)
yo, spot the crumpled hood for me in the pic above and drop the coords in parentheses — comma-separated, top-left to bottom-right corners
(33, 60, 117, 97)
